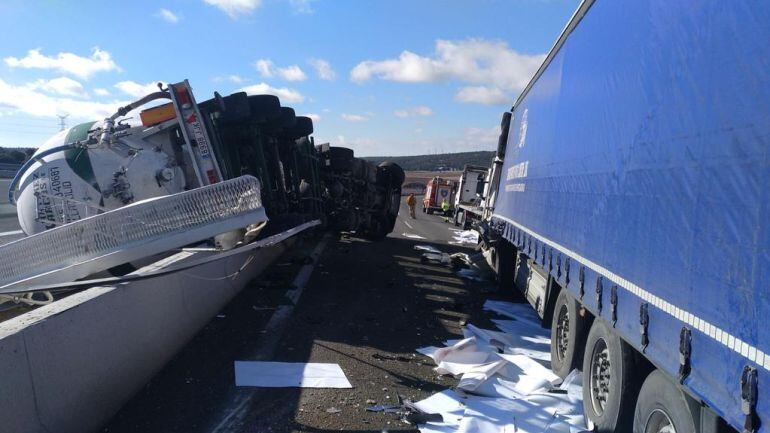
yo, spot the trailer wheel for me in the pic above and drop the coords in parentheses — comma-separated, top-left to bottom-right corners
(583, 319, 636, 433)
(550, 290, 586, 378)
(633, 370, 695, 433)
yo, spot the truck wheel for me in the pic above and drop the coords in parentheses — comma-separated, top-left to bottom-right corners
(633, 370, 695, 433)
(248, 95, 281, 122)
(583, 319, 636, 433)
(328, 147, 354, 172)
(550, 290, 586, 378)
(377, 161, 405, 187)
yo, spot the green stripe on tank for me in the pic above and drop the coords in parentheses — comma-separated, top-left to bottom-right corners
(63, 122, 101, 193)
(64, 121, 95, 144)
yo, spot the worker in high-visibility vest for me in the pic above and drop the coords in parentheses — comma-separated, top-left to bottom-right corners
(406, 193, 417, 219)
(441, 199, 451, 222)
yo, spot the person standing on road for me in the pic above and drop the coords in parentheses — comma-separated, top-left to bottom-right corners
(441, 199, 451, 222)
(406, 193, 417, 219)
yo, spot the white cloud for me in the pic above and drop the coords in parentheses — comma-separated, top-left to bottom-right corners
(455, 125, 500, 150)
(157, 8, 180, 23)
(341, 113, 368, 122)
(214, 74, 246, 84)
(0, 78, 127, 120)
(289, 0, 315, 14)
(254, 59, 307, 81)
(308, 58, 336, 80)
(240, 82, 304, 103)
(394, 105, 433, 118)
(304, 113, 321, 122)
(204, 0, 261, 18)
(254, 59, 274, 78)
(454, 86, 509, 105)
(277, 65, 307, 81)
(114, 81, 165, 98)
(350, 39, 544, 104)
(32, 77, 88, 98)
(94, 88, 110, 96)
(4, 48, 120, 80)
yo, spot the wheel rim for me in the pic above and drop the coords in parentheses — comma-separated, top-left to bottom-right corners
(555, 304, 570, 362)
(644, 409, 676, 433)
(589, 338, 611, 415)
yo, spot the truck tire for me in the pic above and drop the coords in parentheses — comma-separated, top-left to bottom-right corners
(550, 290, 586, 378)
(377, 161, 405, 187)
(583, 319, 636, 433)
(328, 147, 354, 172)
(281, 116, 314, 140)
(633, 370, 696, 433)
(248, 95, 281, 122)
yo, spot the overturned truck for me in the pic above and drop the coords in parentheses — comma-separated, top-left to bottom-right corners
(10, 80, 403, 242)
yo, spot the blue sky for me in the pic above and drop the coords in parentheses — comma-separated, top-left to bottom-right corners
(0, 0, 579, 156)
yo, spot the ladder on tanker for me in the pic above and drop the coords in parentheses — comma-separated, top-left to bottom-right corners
(168, 80, 224, 187)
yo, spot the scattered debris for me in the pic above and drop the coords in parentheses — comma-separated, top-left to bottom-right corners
(414, 244, 443, 254)
(403, 233, 427, 240)
(326, 407, 342, 414)
(234, 362, 352, 388)
(449, 230, 479, 245)
(409, 300, 586, 432)
(372, 353, 413, 362)
(366, 405, 401, 413)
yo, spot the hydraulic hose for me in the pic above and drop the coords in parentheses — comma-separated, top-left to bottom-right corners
(108, 91, 171, 121)
(7, 143, 79, 205)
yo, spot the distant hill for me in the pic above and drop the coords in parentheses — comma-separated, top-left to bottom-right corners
(363, 151, 494, 171)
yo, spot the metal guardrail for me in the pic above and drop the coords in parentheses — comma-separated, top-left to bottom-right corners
(0, 175, 266, 293)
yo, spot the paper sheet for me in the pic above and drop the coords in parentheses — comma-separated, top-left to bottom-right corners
(483, 300, 543, 324)
(234, 361, 352, 388)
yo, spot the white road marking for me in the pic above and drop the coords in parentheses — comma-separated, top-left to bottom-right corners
(0, 230, 22, 237)
(404, 220, 414, 229)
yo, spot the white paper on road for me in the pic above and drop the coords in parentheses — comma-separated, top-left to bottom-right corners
(234, 361, 352, 388)
(413, 389, 467, 425)
(456, 396, 576, 433)
(403, 232, 427, 239)
(415, 244, 443, 254)
(449, 229, 479, 245)
(456, 359, 509, 391)
(492, 318, 548, 337)
(483, 300, 543, 324)
(413, 297, 589, 433)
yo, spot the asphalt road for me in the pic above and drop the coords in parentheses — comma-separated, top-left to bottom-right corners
(392, 195, 463, 245)
(0, 179, 24, 244)
(103, 199, 512, 433)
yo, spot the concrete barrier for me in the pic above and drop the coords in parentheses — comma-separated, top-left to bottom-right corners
(0, 239, 292, 433)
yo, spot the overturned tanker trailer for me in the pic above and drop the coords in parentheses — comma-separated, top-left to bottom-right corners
(0, 80, 403, 433)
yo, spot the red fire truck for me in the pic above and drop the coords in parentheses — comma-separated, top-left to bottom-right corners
(422, 177, 456, 214)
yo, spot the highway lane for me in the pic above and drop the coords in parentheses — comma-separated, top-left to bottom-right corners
(389, 194, 467, 245)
